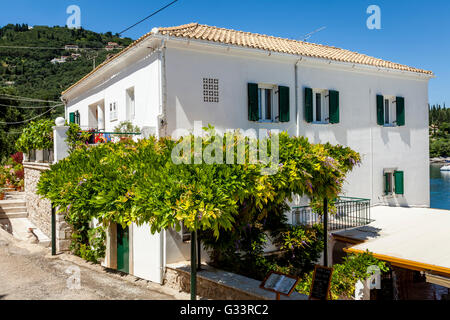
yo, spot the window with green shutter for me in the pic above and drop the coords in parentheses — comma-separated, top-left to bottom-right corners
(278, 86, 290, 122)
(376, 95, 384, 125)
(384, 172, 391, 195)
(304, 87, 313, 123)
(329, 90, 339, 124)
(248, 83, 259, 121)
(69, 112, 75, 124)
(396, 97, 405, 126)
(394, 171, 404, 195)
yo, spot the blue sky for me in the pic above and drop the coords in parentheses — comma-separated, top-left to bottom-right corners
(1, 0, 449, 105)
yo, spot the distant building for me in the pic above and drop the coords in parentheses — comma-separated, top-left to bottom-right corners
(65, 44, 79, 51)
(71, 53, 81, 60)
(51, 56, 68, 64)
(105, 42, 121, 51)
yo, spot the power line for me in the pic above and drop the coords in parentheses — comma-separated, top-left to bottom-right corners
(118, 0, 179, 35)
(0, 94, 61, 103)
(0, 103, 62, 109)
(0, 104, 63, 125)
(0, 45, 112, 51)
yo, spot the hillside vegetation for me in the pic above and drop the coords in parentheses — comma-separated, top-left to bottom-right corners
(429, 104, 450, 158)
(0, 23, 133, 160)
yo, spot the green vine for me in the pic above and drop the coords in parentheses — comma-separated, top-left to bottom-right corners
(16, 119, 54, 153)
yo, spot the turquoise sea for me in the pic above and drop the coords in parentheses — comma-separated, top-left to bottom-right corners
(430, 164, 450, 210)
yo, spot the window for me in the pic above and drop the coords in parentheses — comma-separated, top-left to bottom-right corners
(257, 84, 278, 122)
(384, 169, 404, 195)
(126, 87, 135, 120)
(69, 111, 80, 125)
(110, 102, 118, 121)
(248, 83, 290, 122)
(377, 95, 405, 126)
(384, 99, 390, 124)
(203, 78, 219, 103)
(312, 89, 329, 123)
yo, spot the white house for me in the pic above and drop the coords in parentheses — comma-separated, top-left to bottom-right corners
(60, 23, 433, 284)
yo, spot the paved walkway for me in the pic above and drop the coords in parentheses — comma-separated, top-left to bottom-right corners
(0, 228, 189, 300)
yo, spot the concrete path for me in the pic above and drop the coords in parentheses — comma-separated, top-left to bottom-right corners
(0, 228, 189, 300)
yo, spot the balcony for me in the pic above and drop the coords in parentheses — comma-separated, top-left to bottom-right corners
(291, 197, 372, 231)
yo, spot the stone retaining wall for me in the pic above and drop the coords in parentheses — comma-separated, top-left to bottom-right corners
(24, 162, 51, 237)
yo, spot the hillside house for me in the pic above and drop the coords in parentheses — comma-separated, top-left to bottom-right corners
(60, 23, 434, 285)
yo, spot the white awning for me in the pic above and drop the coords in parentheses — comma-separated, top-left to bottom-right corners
(333, 206, 450, 277)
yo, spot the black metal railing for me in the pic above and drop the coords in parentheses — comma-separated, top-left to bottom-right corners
(291, 197, 371, 231)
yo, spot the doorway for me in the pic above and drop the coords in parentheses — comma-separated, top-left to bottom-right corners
(117, 224, 129, 273)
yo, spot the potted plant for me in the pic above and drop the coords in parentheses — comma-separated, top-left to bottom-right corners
(0, 188, 4, 201)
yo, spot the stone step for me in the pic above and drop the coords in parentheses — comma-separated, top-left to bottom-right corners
(0, 200, 27, 209)
(0, 218, 50, 247)
(0, 206, 27, 214)
(0, 211, 28, 219)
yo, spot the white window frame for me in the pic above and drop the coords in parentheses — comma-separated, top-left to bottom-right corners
(257, 84, 279, 123)
(312, 89, 329, 124)
(109, 102, 118, 122)
(383, 95, 397, 127)
(383, 168, 397, 196)
(126, 87, 135, 121)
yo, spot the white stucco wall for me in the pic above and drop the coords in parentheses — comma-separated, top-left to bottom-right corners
(65, 52, 161, 132)
(164, 43, 430, 207)
(61, 38, 431, 271)
(132, 223, 163, 283)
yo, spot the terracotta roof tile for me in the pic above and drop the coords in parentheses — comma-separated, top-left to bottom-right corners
(62, 23, 432, 96)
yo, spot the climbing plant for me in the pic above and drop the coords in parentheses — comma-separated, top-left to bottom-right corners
(15, 119, 54, 153)
(37, 128, 360, 274)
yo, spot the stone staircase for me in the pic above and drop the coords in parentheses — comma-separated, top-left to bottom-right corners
(0, 191, 27, 219)
(0, 191, 50, 247)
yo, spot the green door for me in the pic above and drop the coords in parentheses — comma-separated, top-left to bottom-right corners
(117, 224, 129, 273)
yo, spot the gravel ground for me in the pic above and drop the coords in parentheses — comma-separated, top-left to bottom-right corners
(0, 228, 190, 300)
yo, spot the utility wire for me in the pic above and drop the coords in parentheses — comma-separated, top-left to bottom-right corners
(0, 103, 62, 109)
(0, 94, 61, 103)
(0, 104, 63, 125)
(118, 0, 179, 35)
(0, 45, 113, 50)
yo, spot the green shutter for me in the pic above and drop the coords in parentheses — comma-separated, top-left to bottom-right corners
(248, 83, 259, 121)
(278, 86, 290, 122)
(377, 95, 384, 125)
(69, 112, 75, 124)
(75, 111, 80, 125)
(329, 90, 339, 124)
(396, 97, 405, 126)
(304, 87, 313, 123)
(394, 171, 404, 195)
(117, 224, 129, 273)
(384, 172, 390, 195)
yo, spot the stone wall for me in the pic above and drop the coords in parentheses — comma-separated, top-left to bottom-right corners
(24, 162, 52, 237)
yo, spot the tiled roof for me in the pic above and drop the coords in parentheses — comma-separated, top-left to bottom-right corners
(62, 23, 432, 96)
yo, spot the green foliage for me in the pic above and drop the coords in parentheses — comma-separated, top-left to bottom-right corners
(15, 119, 54, 152)
(15, 119, 53, 152)
(113, 121, 141, 139)
(65, 122, 90, 152)
(0, 24, 134, 157)
(0, 87, 22, 161)
(429, 104, 450, 158)
(37, 128, 360, 265)
(296, 251, 389, 300)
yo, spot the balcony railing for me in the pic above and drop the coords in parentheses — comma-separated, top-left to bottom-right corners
(291, 197, 371, 231)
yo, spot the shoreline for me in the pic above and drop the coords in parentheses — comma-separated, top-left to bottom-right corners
(430, 158, 450, 164)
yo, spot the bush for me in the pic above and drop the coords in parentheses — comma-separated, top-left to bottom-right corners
(15, 119, 54, 153)
(296, 251, 389, 300)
